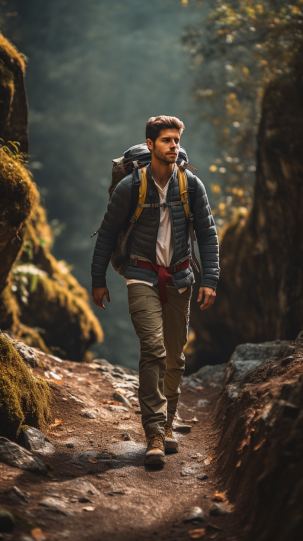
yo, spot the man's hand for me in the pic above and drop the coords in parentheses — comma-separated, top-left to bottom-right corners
(91, 287, 110, 310)
(197, 287, 216, 311)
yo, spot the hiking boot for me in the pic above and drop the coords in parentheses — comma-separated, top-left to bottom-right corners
(144, 433, 166, 465)
(164, 423, 178, 453)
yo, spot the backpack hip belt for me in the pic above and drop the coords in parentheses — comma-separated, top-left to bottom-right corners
(132, 259, 190, 305)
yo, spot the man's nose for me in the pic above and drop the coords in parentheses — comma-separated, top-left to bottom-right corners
(170, 140, 178, 149)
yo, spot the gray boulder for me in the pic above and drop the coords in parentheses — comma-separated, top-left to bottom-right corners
(0, 437, 47, 475)
(22, 427, 56, 455)
(11, 341, 39, 368)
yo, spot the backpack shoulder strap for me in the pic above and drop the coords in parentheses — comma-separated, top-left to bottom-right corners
(178, 167, 201, 274)
(120, 167, 147, 256)
(177, 167, 190, 220)
(184, 168, 197, 214)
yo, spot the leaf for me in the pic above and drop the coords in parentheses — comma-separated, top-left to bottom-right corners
(213, 492, 226, 501)
(204, 456, 213, 465)
(82, 506, 95, 511)
(31, 528, 46, 541)
(88, 458, 98, 463)
(86, 380, 92, 385)
(44, 462, 53, 470)
(49, 418, 62, 428)
(189, 529, 206, 539)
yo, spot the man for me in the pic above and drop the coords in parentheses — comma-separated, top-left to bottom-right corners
(91, 116, 219, 466)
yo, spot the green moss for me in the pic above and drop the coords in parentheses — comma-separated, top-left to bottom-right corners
(0, 335, 51, 440)
(0, 33, 26, 73)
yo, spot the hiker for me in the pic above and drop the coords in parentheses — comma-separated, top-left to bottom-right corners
(91, 115, 219, 465)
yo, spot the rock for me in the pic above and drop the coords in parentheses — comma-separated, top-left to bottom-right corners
(0, 508, 15, 532)
(197, 474, 208, 480)
(281, 356, 295, 367)
(108, 405, 128, 413)
(12, 341, 39, 368)
(70, 395, 85, 406)
(21, 427, 56, 455)
(225, 384, 240, 401)
(183, 507, 206, 523)
(173, 424, 191, 433)
(7, 486, 30, 504)
(0, 438, 47, 474)
(81, 411, 97, 419)
(113, 392, 131, 408)
(112, 367, 125, 375)
(225, 360, 264, 384)
(189, 364, 227, 387)
(109, 441, 145, 462)
(181, 465, 200, 477)
(230, 341, 290, 363)
(121, 433, 131, 441)
(93, 358, 112, 367)
(209, 503, 230, 516)
(108, 487, 126, 495)
(71, 452, 101, 464)
(197, 399, 209, 407)
(39, 497, 72, 516)
(55, 477, 100, 498)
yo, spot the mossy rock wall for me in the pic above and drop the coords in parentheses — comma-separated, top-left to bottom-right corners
(0, 31, 103, 361)
(0, 335, 51, 440)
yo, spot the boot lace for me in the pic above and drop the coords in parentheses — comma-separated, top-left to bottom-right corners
(148, 434, 164, 450)
(164, 424, 173, 439)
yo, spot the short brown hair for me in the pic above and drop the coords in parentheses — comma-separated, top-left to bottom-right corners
(145, 115, 185, 142)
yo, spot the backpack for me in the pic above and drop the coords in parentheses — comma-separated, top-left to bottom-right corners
(91, 143, 200, 276)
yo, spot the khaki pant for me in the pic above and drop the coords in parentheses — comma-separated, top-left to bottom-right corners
(127, 283, 192, 438)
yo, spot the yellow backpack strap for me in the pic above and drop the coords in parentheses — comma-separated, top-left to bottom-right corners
(120, 167, 147, 256)
(178, 166, 201, 274)
(178, 167, 190, 220)
(136, 167, 147, 221)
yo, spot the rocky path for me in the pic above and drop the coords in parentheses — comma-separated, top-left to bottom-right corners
(0, 352, 239, 541)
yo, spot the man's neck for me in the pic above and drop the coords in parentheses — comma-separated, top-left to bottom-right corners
(150, 158, 175, 189)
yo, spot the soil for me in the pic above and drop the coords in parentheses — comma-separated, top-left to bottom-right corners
(0, 356, 243, 541)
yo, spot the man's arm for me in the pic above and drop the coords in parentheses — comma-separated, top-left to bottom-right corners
(91, 176, 133, 308)
(192, 176, 220, 310)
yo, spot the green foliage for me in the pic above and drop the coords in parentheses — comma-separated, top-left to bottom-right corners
(182, 0, 303, 226)
(0, 335, 52, 440)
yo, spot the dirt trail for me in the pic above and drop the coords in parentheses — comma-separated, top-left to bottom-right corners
(0, 355, 241, 541)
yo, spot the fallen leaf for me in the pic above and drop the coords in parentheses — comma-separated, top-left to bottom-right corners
(189, 528, 206, 539)
(44, 462, 53, 470)
(86, 380, 92, 385)
(204, 456, 213, 465)
(82, 506, 95, 511)
(50, 379, 62, 385)
(213, 492, 225, 502)
(48, 432, 61, 437)
(88, 458, 98, 463)
(31, 528, 46, 541)
(49, 418, 62, 428)
(121, 416, 131, 420)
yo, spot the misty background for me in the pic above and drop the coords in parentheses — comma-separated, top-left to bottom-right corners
(2, 0, 218, 369)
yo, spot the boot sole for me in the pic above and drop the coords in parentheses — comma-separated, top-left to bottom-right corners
(144, 454, 166, 465)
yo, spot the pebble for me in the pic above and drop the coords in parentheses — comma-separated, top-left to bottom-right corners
(71, 451, 101, 464)
(183, 507, 206, 523)
(121, 433, 131, 441)
(82, 411, 97, 419)
(210, 503, 230, 516)
(197, 474, 208, 480)
(197, 399, 210, 407)
(0, 508, 15, 532)
(113, 392, 131, 408)
(108, 405, 128, 413)
(7, 486, 30, 504)
(39, 497, 72, 516)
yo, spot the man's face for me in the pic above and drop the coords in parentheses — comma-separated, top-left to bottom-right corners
(147, 128, 181, 165)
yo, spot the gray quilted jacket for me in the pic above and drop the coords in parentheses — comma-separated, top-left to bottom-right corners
(91, 164, 220, 290)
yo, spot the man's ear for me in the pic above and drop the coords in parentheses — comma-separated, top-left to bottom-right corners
(146, 138, 153, 152)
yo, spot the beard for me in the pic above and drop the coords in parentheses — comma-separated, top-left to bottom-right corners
(153, 144, 178, 165)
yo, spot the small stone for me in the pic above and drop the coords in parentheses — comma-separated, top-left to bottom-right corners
(7, 486, 30, 504)
(209, 503, 230, 516)
(108, 487, 126, 495)
(0, 507, 15, 532)
(281, 356, 294, 366)
(197, 399, 209, 407)
(181, 466, 200, 477)
(113, 393, 131, 408)
(82, 411, 96, 419)
(66, 443, 74, 449)
(121, 433, 131, 441)
(108, 405, 128, 413)
(183, 507, 206, 523)
(173, 424, 191, 434)
(39, 497, 72, 516)
(197, 474, 208, 480)
(12, 341, 39, 368)
(71, 452, 101, 464)
(70, 395, 84, 406)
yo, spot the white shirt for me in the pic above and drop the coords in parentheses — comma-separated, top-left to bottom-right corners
(126, 173, 187, 294)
